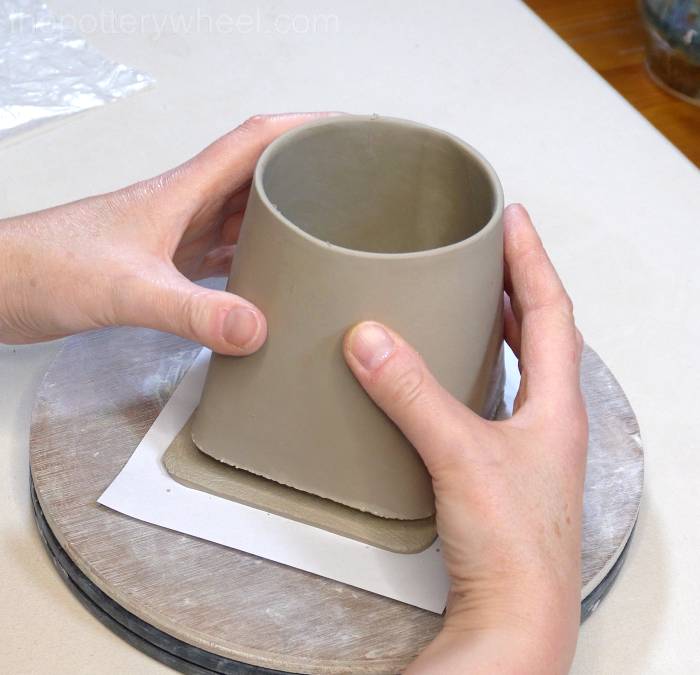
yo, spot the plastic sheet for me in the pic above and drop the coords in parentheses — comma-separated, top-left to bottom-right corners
(0, 0, 153, 141)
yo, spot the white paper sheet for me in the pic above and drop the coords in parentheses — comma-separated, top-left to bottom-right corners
(99, 346, 519, 614)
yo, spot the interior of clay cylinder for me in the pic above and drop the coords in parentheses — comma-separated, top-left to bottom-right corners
(262, 118, 496, 254)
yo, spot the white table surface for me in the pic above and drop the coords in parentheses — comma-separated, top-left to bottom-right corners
(1, 1, 699, 672)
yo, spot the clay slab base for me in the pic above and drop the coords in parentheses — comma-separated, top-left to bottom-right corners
(165, 354, 505, 553)
(164, 416, 437, 554)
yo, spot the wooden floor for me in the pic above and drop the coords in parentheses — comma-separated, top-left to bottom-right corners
(525, 0, 700, 167)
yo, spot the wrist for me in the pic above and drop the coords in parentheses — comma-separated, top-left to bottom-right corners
(407, 583, 579, 675)
(407, 617, 577, 675)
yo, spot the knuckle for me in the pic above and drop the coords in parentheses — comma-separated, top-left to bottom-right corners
(560, 291, 574, 317)
(543, 285, 572, 314)
(385, 364, 425, 411)
(235, 115, 274, 158)
(533, 289, 574, 323)
(564, 406, 589, 464)
(241, 114, 269, 132)
(180, 290, 206, 340)
(519, 247, 574, 317)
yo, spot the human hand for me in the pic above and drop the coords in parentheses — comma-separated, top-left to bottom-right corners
(344, 205, 587, 675)
(0, 113, 331, 352)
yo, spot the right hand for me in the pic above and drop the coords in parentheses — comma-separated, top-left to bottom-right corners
(344, 204, 587, 675)
(0, 113, 333, 352)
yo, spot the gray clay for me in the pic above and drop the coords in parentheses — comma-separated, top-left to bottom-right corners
(191, 115, 505, 521)
(165, 416, 438, 553)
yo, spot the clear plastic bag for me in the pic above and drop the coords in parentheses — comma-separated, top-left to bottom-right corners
(0, 0, 153, 141)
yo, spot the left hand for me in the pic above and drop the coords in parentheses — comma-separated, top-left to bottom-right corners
(0, 112, 330, 353)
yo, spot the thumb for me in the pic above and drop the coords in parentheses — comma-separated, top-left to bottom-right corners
(114, 266, 266, 355)
(343, 321, 481, 475)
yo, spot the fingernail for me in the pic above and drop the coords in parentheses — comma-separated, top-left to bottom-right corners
(349, 323, 395, 371)
(223, 306, 260, 349)
(506, 203, 528, 218)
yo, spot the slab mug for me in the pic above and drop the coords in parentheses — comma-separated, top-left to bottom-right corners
(191, 115, 504, 520)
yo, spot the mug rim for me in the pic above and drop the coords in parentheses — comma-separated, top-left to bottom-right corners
(254, 114, 504, 260)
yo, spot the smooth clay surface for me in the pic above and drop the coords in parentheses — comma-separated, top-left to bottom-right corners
(192, 115, 505, 521)
(165, 416, 438, 553)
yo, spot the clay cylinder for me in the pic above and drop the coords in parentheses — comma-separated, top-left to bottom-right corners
(191, 115, 504, 520)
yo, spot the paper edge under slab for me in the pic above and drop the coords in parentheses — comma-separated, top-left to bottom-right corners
(98, 348, 452, 614)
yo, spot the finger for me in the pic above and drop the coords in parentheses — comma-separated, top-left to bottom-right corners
(113, 262, 265, 355)
(196, 245, 236, 279)
(177, 188, 248, 248)
(222, 184, 251, 218)
(503, 292, 521, 358)
(503, 204, 581, 411)
(172, 208, 242, 275)
(513, 370, 528, 414)
(221, 211, 244, 246)
(182, 112, 341, 197)
(343, 321, 483, 476)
